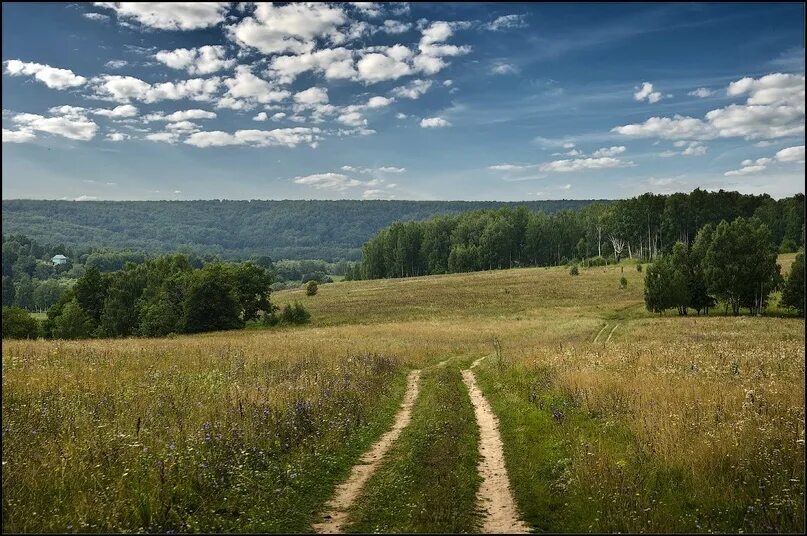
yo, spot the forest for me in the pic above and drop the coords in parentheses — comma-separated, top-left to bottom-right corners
(1, 199, 595, 261)
(358, 189, 804, 279)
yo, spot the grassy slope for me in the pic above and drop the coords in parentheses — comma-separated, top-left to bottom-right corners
(4, 257, 804, 532)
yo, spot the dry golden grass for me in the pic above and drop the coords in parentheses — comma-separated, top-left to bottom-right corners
(3, 257, 804, 532)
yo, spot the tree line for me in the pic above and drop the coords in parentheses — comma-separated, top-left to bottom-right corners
(358, 189, 804, 280)
(3, 254, 311, 340)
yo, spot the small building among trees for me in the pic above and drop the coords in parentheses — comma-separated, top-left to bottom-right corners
(51, 255, 68, 266)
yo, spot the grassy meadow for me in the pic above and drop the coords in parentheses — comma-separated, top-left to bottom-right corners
(2, 257, 804, 532)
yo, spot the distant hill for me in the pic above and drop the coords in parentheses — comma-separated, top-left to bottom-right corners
(1, 199, 603, 261)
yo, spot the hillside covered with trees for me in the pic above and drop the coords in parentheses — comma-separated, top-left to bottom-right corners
(1, 199, 596, 261)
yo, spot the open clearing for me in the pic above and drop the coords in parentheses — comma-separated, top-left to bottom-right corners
(3, 257, 804, 533)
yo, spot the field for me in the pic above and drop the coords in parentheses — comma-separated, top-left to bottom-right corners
(2, 257, 804, 533)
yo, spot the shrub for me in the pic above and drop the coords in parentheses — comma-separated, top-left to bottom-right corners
(587, 256, 607, 267)
(637, 264, 643, 272)
(620, 276, 628, 289)
(306, 280, 318, 296)
(569, 265, 579, 276)
(52, 299, 94, 339)
(779, 238, 798, 254)
(2, 306, 39, 339)
(281, 302, 311, 325)
(781, 252, 804, 315)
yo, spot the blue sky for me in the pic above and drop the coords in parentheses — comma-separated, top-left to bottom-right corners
(2, 2, 804, 201)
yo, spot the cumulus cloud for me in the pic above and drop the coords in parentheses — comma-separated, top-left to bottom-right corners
(3, 128, 37, 143)
(616, 73, 805, 141)
(155, 45, 235, 75)
(226, 2, 346, 55)
(92, 104, 139, 118)
(362, 188, 395, 199)
(91, 74, 221, 104)
(83, 12, 109, 22)
(420, 117, 451, 128)
(539, 157, 633, 172)
(268, 47, 356, 84)
(491, 62, 518, 75)
(391, 79, 432, 99)
(218, 66, 290, 109)
(144, 109, 217, 122)
(5, 59, 87, 89)
(688, 87, 713, 98)
(94, 2, 230, 30)
(10, 111, 98, 141)
(591, 146, 626, 157)
(634, 82, 663, 103)
(381, 19, 411, 34)
(293, 172, 362, 190)
(483, 14, 528, 31)
(184, 127, 321, 148)
(294, 86, 329, 106)
(724, 144, 804, 175)
(104, 59, 128, 69)
(106, 132, 130, 141)
(253, 111, 268, 121)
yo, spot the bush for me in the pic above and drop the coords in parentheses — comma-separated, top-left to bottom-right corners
(620, 276, 628, 289)
(306, 280, 318, 296)
(779, 238, 798, 254)
(637, 264, 643, 272)
(587, 256, 607, 267)
(281, 302, 310, 325)
(781, 252, 804, 315)
(2, 306, 39, 339)
(52, 299, 94, 339)
(569, 265, 579, 276)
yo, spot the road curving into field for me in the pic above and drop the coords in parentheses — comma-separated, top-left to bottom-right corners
(312, 369, 422, 533)
(461, 368, 531, 534)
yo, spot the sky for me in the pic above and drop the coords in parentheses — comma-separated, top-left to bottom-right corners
(1, 2, 805, 202)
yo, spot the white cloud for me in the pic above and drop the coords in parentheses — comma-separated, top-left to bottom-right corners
(165, 120, 200, 132)
(681, 141, 707, 156)
(338, 111, 367, 127)
(225, 3, 346, 55)
(688, 87, 713, 98)
(155, 45, 235, 75)
(356, 51, 412, 83)
(104, 59, 128, 69)
(390, 79, 432, 99)
(491, 62, 518, 75)
(775, 145, 805, 163)
(420, 117, 451, 128)
(294, 86, 329, 106)
(294, 172, 361, 190)
(253, 111, 268, 121)
(91, 74, 221, 103)
(83, 12, 109, 22)
(4, 59, 87, 89)
(145, 131, 181, 143)
(616, 73, 805, 141)
(362, 188, 395, 199)
(92, 104, 139, 118)
(634, 82, 662, 103)
(144, 109, 217, 122)
(367, 96, 393, 108)
(268, 47, 356, 84)
(2, 128, 36, 143)
(74, 195, 98, 201)
(540, 157, 633, 172)
(377, 166, 405, 173)
(94, 2, 230, 31)
(184, 127, 321, 148)
(381, 19, 411, 34)
(106, 132, 129, 141)
(483, 14, 527, 31)
(219, 66, 290, 109)
(488, 164, 539, 172)
(351, 2, 382, 17)
(11, 111, 98, 141)
(591, 146, 626, 157)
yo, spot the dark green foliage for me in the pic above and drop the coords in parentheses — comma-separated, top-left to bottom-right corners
(620, 276, 628, 289)
(2, 199, 597, 262)
(228, 262, 273, 322)
(1, 276, 14, 306)
(781, 252, 805, 315)
(703, 218, 780, 315)
(644, 244, 690, 314)
(306, 280, 318, 296)
(2, 306, 39, 339)
(586, 256, 607, 267)
(182, 264, 244, 333)
(51, 299, 94, 340)
(279, 302, 310, 325)
(73, 266, 108, 324)
(569, 265, 579, 276)
(636, 264, 642, 272)
(779, 238, 798, 253)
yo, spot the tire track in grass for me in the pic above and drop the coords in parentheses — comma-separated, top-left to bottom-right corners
(605, 323, 619, 342)
(312, 369, 421, 534)
(462, 369, 531, 534)
(593, 323, 608, 343)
